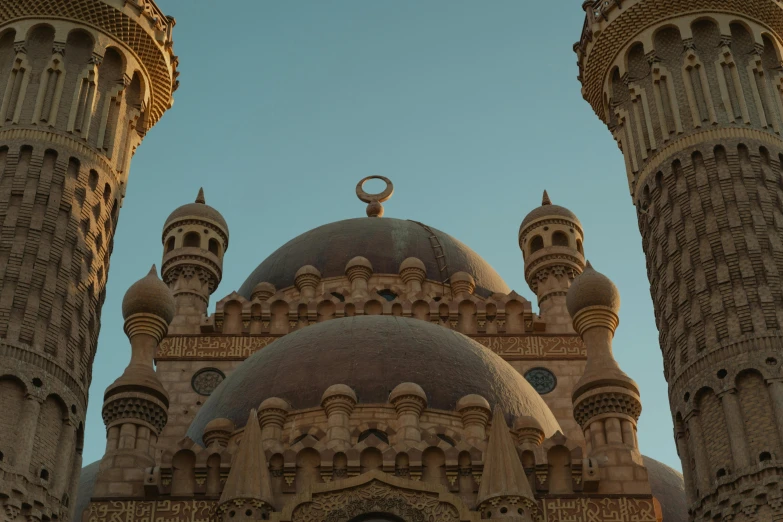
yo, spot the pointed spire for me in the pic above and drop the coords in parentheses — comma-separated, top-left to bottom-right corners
(585, 260, 593, 269)
(541, 190, 551, 206)
(477, 407, 535, 506)
(148, 264, 158, 277)
(219, 409, 274, 507)
(195, 187, 205, 204)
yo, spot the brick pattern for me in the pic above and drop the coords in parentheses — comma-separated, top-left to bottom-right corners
(0, 376, 24, 461)
(580, 5, 783, 515)
(640, 142, 783, 381)
(0, 143, 116, 394)
(0, 4, 174, 518)
(737, 370, 781, 463)
(695, 389, 731, 480)
(29, 395, 65, 478)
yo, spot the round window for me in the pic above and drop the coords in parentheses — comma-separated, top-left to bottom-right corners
(191, 368, 226, 396)
(524, 368, 557, 395)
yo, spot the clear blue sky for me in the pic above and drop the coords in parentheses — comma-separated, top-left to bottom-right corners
(85, 1, 680, 471)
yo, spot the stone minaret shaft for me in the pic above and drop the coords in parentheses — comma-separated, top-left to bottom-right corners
(0, 1, 176, 519)
(577, 1, 783, 519)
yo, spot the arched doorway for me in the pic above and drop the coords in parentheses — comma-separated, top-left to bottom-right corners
(349, 514, 405, 522)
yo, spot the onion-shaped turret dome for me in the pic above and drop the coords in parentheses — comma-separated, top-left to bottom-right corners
(519, 190, 581, 234)
(121, 265, 175, 322)
(566, 261, 621, 318)
(164, 188, 229, 238)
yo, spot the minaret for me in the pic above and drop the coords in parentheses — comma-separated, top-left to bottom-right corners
(576, 1, 783, 517)
(566, 263, 650, 496)
(216, 409, 275, 522)
(161, 188, 228, 334)
(0, 1, 176, 517)
(519, 191, 585, 333)
(94, 266, 174, 498)
(476, 407, 540, 521)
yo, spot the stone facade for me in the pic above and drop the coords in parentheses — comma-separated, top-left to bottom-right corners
(0, 2, 698, 522)
(0, 1, 176, 521)
(576, 0, 783, 520)
(70, 176, 683, 522)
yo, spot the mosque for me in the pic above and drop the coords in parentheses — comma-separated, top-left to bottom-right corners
(1, 1, 783, 522)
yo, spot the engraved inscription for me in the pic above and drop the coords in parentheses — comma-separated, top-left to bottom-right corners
(156, 335, 586, 360)
(82, 496, 657, 522)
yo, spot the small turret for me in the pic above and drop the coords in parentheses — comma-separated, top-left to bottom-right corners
(216, 409, 275, 521)
(476, 407, 540, 521)
(95, 266, 174, 498)
(519, 191, 585, 333)
(161, 188, 229, 333)
(567, 263, 649, 495)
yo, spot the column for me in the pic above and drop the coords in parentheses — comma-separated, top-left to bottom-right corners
(67, 447, 83, 511)
(768, 378, 783, 447)
(53, 420, 76, 496)
(718, 389, 751, 470)
(15, 395, 42, 474)
(675, 429, 696, 501)
(621, 420, 637, 448)
(589, 420, 606, 448)
(686, 412, 711, 495)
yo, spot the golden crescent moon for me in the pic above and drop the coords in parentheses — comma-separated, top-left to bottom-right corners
(356, 176, 394, 204)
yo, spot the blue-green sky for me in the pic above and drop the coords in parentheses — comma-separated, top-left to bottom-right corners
(85, 1, 679, 470)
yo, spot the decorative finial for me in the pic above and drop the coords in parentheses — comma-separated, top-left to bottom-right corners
(195, 187, 205, 204)
(542, 190, 552, 206)
(148, 264, 158, 276)
(585, 260, 593, 269)
(356, 176, 394, 218)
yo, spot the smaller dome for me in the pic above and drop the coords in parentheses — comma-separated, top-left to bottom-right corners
(295, 264, 321, 278)
(321, 384, 357, 404)
(513, 414, 543, 432)
(251, 282, 276, 301)
(399, 257, 425, 273)
(122, 265, 175, 322)
(389, 382, 427, 403)
(203, 418, 235, 447)
(187, 316, 562, 445)
(259, 397, 292, 411)
(451, 271, 475, 284)
(456, 394, 490, 412)
(164, 188, 228, 235)
(566, 262, 620, 318)
(204, 417, 235, 434)
(520, 190, 580, 234)
(346, 256, 373, 271)
(450, 271, 476, 295)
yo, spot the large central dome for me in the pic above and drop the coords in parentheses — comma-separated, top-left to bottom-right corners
(188, 315, 560, 445)
(238, 217, 510, 298)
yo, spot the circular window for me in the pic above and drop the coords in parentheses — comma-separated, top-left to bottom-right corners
(524, 368, 557, 395)
(191, 368, 225, 396)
